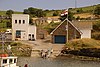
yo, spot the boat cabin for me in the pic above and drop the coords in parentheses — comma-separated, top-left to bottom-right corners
(0, 56, 19, 67)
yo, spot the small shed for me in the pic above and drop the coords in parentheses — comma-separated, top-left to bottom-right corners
(36, 27, 48, 39)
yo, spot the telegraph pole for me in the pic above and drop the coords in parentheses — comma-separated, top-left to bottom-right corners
(0, 17, 6, 53)
(67, 9, 68, 43)
(75, 0, 77, 8)
(75, 0, 77, 39)
(1, 33, 5, 53)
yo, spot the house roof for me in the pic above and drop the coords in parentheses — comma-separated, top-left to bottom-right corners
(50, 18, 82, 34)
(72, 20, 93, 30)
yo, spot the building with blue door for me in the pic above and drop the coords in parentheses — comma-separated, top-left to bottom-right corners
(12, 14, 36, 41)
(50, 18, 92, 44)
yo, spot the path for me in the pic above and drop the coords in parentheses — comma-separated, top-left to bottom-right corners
(18, 36, 65, 57)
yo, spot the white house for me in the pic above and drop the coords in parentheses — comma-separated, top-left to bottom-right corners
(72, 21, 92, 39)
(12, 14, 36, 41)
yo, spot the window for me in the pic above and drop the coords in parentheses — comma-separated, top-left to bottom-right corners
(23, 20, 25, 24)
(3, 59, 7, 64)
(9, 59, 13, 63)
(15, 20, 17, 24)
(32, 34, 35, 41)
(14, 59, 16, 63)
(16, 30, 21, 38)
(19, 20, 21, 24)
(32, 34, 34, 38)
(29, 34, 31, 40)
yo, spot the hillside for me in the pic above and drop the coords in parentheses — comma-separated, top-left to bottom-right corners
(74, 13, 93, 18)
(45, 4, 100, 17)
(70, 4, 100, 18)
(0, 4, 99, 17)
(0, 11, 22, 16)
(70, 4, 100, 13)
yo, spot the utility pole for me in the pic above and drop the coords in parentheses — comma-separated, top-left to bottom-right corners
(1, 32, 6, 53)
(1, 17, 6, 53)
(75, 0, 77, 39)
(92, 4, 95, 20)
(75, 0, 77, 8)
(67, 9, 68, 43)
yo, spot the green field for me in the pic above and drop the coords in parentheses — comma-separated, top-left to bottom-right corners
(0, 10, 22, 16)
(70, 4, 100, 14)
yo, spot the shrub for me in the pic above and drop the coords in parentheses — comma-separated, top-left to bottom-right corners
(92, 32, 100, 40)
(66, 38, 100, 49)
(11, 42, 22, 46)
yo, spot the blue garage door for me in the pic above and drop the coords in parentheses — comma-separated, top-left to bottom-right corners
(54, 35, 66, 44)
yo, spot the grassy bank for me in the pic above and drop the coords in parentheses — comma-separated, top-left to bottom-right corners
(0, 42, 32, 57)
(66, 38, 100, 49)
(61, 39, 100, 58)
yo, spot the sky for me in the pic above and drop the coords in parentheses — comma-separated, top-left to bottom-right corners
(0, 0, 100, 11)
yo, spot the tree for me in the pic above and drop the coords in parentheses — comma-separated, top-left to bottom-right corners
(76, 16, 80, 20)
(77, 8, 83, 13)
(6, 10, 14, 18)
(23, 9, 30, 14)
(53, 11, 59, 16)
(25, 7, 46, 17)
(94, 6, 100, 15)
(36, 9, 46, 17)
(28, 7, 37, 14)
(6, 21, 12, 28)
(93, 21, 100, 31)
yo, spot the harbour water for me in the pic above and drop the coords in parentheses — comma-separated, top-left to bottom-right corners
(17, 57, 100, 67)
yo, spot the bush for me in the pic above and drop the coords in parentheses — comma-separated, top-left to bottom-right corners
(61, 38, 100, 58)
(66, 38, 100, 49)
(11, 42, 22, 46)
(93, 20, 100, 31)
(92, 32, 100, 40)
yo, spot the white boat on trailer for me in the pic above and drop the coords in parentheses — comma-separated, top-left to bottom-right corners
(0, 56, 19, 67)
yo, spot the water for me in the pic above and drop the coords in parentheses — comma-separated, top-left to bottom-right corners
(17, 57, 100, 67)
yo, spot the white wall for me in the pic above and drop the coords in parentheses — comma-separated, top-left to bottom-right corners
(81, 29, 91, 38)
(12, 14, 29, 40)
(0, 57, 18, 67)
(12, 14, 37, 41)
(28, 25, 37, 40)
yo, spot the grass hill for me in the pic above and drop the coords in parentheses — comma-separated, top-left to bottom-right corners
(0, 4, 99, 17)
(45, 4, 100, 18)
(67, 38, 100, 49)
(71, 4, 100, 18)
(70, 4, 100, 13)
(0, 11, 22, 16)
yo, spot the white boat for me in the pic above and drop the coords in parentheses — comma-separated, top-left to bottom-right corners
(0, 32, 19, 67)
(0, 56, 19, 67)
